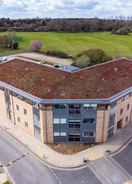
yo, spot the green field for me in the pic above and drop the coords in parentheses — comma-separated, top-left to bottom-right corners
(1, 32, 132, 57)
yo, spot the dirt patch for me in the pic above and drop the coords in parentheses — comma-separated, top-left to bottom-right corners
(48, 144, 94, 155)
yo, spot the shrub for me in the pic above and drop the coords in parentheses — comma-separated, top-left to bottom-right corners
(73, 55, 90, 68)
(12, 41, 19, 49)
(45, 50, 72, 58)
(31, 40, 43, 52)
(74, 48, 112, 68)
(112, 27, 130, 35)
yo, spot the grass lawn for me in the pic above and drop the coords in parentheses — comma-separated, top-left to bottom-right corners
(1, 32, 132, 57)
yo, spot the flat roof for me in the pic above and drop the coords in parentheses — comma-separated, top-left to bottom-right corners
(0, 58, 132, 100)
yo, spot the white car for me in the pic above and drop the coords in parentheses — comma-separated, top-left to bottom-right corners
(0, 56, 8, 62)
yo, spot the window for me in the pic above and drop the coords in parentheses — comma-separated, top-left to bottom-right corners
(24, 108, 27, 115)
(127, 104, 130, 110)
(120, 108, 123, 115)
(61, 119, 67, 124)
(69, 104, 81, 114)
(17, 117, 20, 122)
(69, 135, 80, 142)
(16, 105, 19, 111)
(68, 120, 80, 128)
(54, 119, 60, 124)
(54, 132, 66, 136)
(54, 104, 66, 109)
(83, 131, 94, 137)
(54, 132, 60, 136)
(83, 118, 95, 124)
(69, 123, 80, 128)
(54, 118, 67, 124)
(25, 121, 28, 127)
(125, 116, 128, 123)
(83, 104, 97, 109)
(60, 132, 67, 136)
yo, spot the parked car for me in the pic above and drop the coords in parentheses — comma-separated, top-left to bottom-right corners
(0, 56, 8, 62)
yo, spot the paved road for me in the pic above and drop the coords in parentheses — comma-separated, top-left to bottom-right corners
(0, 129, 57, 184)
(1, 127, 132, 184)
(113, 141, 132, 176)
(0, 129, 100, 184)
(89, 157, 130, 184)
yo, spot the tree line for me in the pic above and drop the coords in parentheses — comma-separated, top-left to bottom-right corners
(0, 18, 132, 32)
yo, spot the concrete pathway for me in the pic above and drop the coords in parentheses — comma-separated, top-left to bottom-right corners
(13, 52, 73, 65)
(1, 121, 132, 168)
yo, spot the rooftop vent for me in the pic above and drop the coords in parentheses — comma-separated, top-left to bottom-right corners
(114, 67, 118, 72)
(25, 67, 29, 71)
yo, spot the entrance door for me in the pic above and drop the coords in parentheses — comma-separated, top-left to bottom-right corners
(117, 120, 123, 129)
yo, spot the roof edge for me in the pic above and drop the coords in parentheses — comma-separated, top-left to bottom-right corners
(0, 80, 131, 105)
(72, 57, 132, 73)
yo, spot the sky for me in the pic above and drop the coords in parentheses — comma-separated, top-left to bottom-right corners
(0, 0, 132, 19)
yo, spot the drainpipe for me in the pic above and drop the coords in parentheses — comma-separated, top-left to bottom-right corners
(10, 93, 16, 127)
(45, 106, 48, 143)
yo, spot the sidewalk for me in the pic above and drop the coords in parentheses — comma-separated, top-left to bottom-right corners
(1, 121, 132, 168)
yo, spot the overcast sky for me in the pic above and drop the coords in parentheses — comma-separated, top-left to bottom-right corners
(0, 0, 132, 19)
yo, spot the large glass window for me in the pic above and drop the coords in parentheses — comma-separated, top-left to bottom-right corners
(69, 104, 81, 114)
(68, 120, 80, 129)
(54, 118, 67, 124)
(83, 118, 95, 124)
(83, 104, 97, 110)
(69, 135, 80, 142)
(54, 132, 67, 136)
(54, 104, 66, 109)
(83, 131, 94, 137)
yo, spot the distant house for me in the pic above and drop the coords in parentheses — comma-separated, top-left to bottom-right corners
(0, 57, 131, 144)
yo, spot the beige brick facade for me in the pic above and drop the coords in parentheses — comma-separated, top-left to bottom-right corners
(11, 96, 35, 136)
(0, 90, 8, 123)
(96, 105, 111, 143)
(40, 105, 54, 144)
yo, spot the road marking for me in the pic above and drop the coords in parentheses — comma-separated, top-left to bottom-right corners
(49, 168, 62, 184)
(88, 157, 131, 184)
(108, 157, 131, 178)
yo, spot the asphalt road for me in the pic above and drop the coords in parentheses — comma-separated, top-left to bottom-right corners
(1, 127, 131, 184)
(113, 141, 132, 176)
(0, 129, 101, 184)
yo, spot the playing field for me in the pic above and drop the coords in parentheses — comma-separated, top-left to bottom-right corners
(1, 32, 132, 57)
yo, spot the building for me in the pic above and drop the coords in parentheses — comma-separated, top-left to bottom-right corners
(0, 57, 132, 144)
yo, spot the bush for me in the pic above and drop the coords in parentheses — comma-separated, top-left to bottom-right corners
(73, 55, 90, 68)
(74, 48, 112, 68)
(31, 40, 43, 52)
(112, 27, 130, 35)
(45, 50, 72, 58)
(0, 32, 19, 50)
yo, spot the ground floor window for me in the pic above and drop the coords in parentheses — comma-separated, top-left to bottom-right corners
(68, 134, 80, 142)
(54, 132, 67, 136)
(83, 131, 94, 137)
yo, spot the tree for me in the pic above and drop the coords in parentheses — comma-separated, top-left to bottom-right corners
(112, 27, 130, 35)
(12, 41, 19, 49)
(31, 40, 43, 52)
(74, 48, 112, 68)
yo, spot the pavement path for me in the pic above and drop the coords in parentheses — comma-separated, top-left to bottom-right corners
(13, 52, 73, 65)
